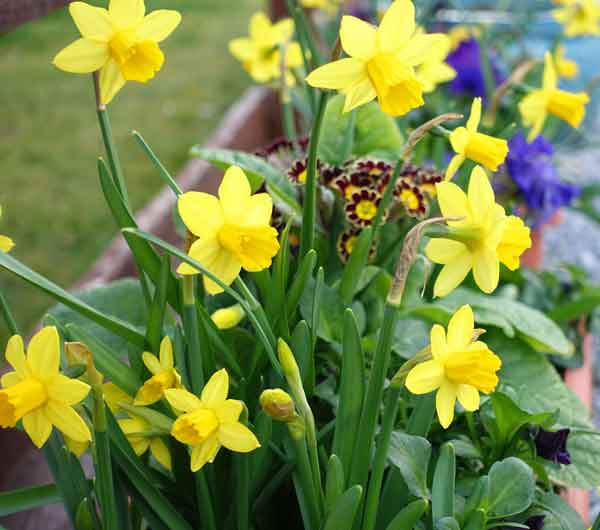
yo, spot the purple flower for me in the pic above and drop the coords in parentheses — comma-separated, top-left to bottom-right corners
(446, 37, 504, 99)
(534, 427, 571, 465)
(524, 515, 546, 530)
(505, 132, 580, 227)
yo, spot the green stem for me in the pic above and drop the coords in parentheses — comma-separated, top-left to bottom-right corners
(236, 452, 249, 530)
(289, 428, 321, 530)
(181, 277, 205, 393)
(194, 472, 217, 530)
(0, 290, 18, 335)
(282, 98, 297, 141)
(362, 387, 401, 530)
(285, 0, 322, 70)
(299, 93, 328, 258)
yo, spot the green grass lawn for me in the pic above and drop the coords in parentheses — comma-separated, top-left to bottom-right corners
(0, 0, 263, 347)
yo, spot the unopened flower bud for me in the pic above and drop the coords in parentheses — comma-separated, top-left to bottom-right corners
(260, 388, 297, 422)
(277, 338, 301, 384)
(211, 304, 246, 330)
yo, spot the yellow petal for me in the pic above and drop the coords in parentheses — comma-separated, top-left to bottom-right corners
(103, 382, 132, 413)
(45, 401, 91, 443)
(47, 374, 90, 405)
(99, 58, 126, 104)
(467, 166, 495, 225)
(244, 193, 273, 225)
(466, 97, 482, 131)
(53, 38, 108, 73)
(108, 0, 145, 27)
(405, 360, 445, 394)
(219, 166, 251, 221)
(396, 33, 448, 67)
(5, 335, 27, 377)
(497, 216, 531, 270)
(306, 58, 366, 90)
(286, 42, 304, 69)
(449, 127, 469, 156)
(150, 437, 172, 470)
(472, 249, 500, 294)
(425, 239, 468, 265)
(178, 192, 224, 238)
(142, 352, 161, 375)
(249, 12, 274, 44)
(229, 37, 256, 61)
(190, 436, 220, 471)
(202, 250, 242, 295)
(1, 372, 22, 388)
(0, 235, 14, 253)
(164, 388, 201, 413)
(436, 380, 457, 429)
(22, 409, 53, 448)
(273, 18, 295, 43)
(543, 51, 557, 91)
(456, 384, 480, 411)
(159, 337, 174, 370)
(27, 326, 60, 376)
(211, 304, 246, 330)
(445, 154, 466, 181)
(377, 0, 415, 53)
(430, 324, 447, 359)
(434, 252, 472, 298)
(436, 181, 469, 219)
(218, 422, 261, 453)
(69, 2, 113, 40)
(447, 305, 474, 351)
(340, 15, 377, 59)
(177, 236, 219, 276)
(201, 369, 229, 405)
(214, 399, 244, 423)
(342, 77, 377, 112)
(137, 10, 181, 42)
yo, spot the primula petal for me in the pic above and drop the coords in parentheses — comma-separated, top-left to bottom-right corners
(45, 401, 91, 443)
(53, 38, 108, 74)
(0, 372, 22, 388)
(447, 305, 474, 351)
(342, 77, 377, 112)
(164, 388, 201, 413)
(142, 352, 162, 375)
(201, 369, 229, 406)
(436, 181, 469, 219)
(190, 436, 220, 471)
(99, 58, 126, 104)
(377, 0, 415, 53)
(69, 2, 113, 40)
(22, 409, 53, 448)
(306, 58, 366, 90)
(219, 166, 252, 221)
(159, 337, 174, 370)
(5, 335, 27, 377)
(430, 325, 447, 359)
(340, 16, 377, 59)
(396, 33, 448, 67)
(178, 192, 224, 238)
(466, 97, 482, 132)
(137, 10, 181, 42)
(472, 249, 500, 294)
(218, 422, 261, 452)
(456, 384, 480, 411)
(214, 399, 243, 423)
(405, 360, 445, 394)
(434, 252, 472, 298)
(425, 239, 468, 265)
(28, 327, 60, 377)
(468, 166, 495, 225)
(109, 0, 145, 27)
(445, 154, 466, 181)
(150, 438, 172, 470)
(436, 380, 457, 429)
(47, 374, 90, 405)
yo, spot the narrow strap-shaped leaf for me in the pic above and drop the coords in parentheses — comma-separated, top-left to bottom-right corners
(0, 252, 145, 347)
(133, 131, 182, 196)
(291, 320, 314, 396)
(339, 227, 373, 305)
(322, 485, 363, 530)
(145, 254, 171, 353)
(332, 309, 365, 481)
(385, 499, 428, 530)
(432, 443, 456, 523)
(286, 249, 317, 320)
(325, 455, 345, 514)
(0, 484, 61, 517)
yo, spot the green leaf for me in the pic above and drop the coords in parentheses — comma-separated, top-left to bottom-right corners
(385, 499, 428, 530)
(432, 442, 455, 522)
(536, 492, 586, 530)
(146, 255, 171, 353)
(488, 457, 535, 518)
(549, 288, 600, 321)
(387, 431, 431, 500)
(322, 485, 363, 530)
(286, 249, 317, 319)
(0, 484, 61, 517)
(190, 147, 302, 220)
(291, 320, 314, 395)
(300, 277, 344, 343)
(325, 455, 345, 513)
(435, 517, 461, 530)
(338, 227, 373, 305)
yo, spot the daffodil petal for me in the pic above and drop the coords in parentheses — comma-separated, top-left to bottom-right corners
(342, 77, 377, 112)
(457, 384, 480, 411)
(436, 380, 457, 429)
(396, 33, 448, 67)
(218, 422, 261, 452)
(306, 58, 366, 90)
(5, 335, 27, 377)
(466, 97, 482, 131)
(472, 249, 499, 294)
(202, 252, 242, 295)
(244, 193, 273, 225)
(434, 251, 472, 298)
(543, 51, 557, 90)
(436, 181, 469, 219)
(137, 10, 181, 42)
(27, 327, 60, 376)
(159, 337, 174, 370)
(447, 305, 474, 351)
(444, 153, 466, 181)
(47, 374, 90, 405)
(273, 18, 294, 42)
(228, 38, 256, 61)
(99, 58, 126, 104)
(425, 239, 468, 265)
(340, 16, 377, 59)
(45, 401, 91, 443)
(377, 0, 415, 52)
(214, 399, 243, 423)
(0, 235, 14, 253)
(0, 372, 22, 388)
(190, 436, 220, 471)
(53, 38, 108, 74)
(150, 437, 172, 470)
(108, 0, 145, 27)
(468, 166, 495, 224)
(219, 166, 251, 220)
(405, 360, 445, 394)
(142, 352, 162, 375)
(249, 12, 273, 43)
(22, 409, 53, 448)
(178, 192, 224, 238)
(69, 2, 113, 40)
(430, 324, 447, 359)
(164, 388, 201, 412)
(201, 369, 229, 406)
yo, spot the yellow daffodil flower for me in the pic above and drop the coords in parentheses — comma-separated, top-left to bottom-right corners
(0, 327, 92, 448)
(406, 305, 501, 428)
(0, 206, 14, 253)
(555, 45, 579, 79)
(305, 0, 447, 116)
(446, 98, 509, 180)
(211, 304, 246, 330)
(135, 336, 181, 406)
(426, 166, 531, 297)
(300, 0, 342, 15)
(103, 381, 133, 413)
(553, 0, 600, 36)
(65, 435, 91, 457)
(229, 13, 303, 86)
(119, 416, 172, 470)
(53, 0, 181, 104)
(165, 369, 260, 472)
(519, 52, 589, 141)
(177, 166, 280, 294)
(415, 33, 456, 93)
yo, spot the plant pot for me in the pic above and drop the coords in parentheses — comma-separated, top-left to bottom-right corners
(521, 210, 564, 269)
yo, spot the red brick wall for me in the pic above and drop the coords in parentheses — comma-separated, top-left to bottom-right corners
(0, 0, 70, 32)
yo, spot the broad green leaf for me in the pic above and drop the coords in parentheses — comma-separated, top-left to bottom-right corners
(385, 499, 428, 530)
(388, 431, 431, 500)
(432, 442, 455, 522)
(488, 457, 535, 518)
(536, 491, 586, 530)
(435, 517, 460, 530)
(322, 485, 363, 530)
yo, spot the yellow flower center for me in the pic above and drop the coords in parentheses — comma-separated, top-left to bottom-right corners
(355, 200, 378, 221)
(218, 223, 279, 270)
(400, 188, 420, 210)
(171, 408, 219, 445)
(345, 235, 357, 255)
(464, 132, 508, 171)
(0, 378, 47, 428)
(297, 169, 307, 184)
(444, 349, 501, 394)
(345, 184, 359, 199)
(109, 30, 164, 83)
